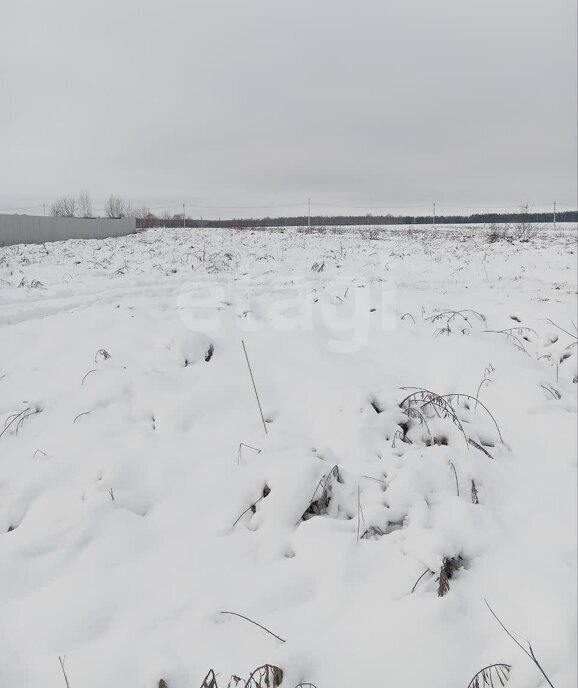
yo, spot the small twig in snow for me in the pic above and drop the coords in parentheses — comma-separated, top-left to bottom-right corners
(484, 599, 555, 688)
(58, 656, 71, 688)
(241, 340, 268, 434)
(237, 442, 261, 465)
(474, 377, 491, 409)
(448, 461, 460, 496)
(546, 318, 578, 340)
(218, 610, 286, 643)
(81, 369, 96, 385)
(411, 568, 432, 593)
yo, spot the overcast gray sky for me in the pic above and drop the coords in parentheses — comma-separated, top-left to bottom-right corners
(1, 0, 576, 218)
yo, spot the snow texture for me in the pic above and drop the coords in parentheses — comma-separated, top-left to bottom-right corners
(0, 224, 576, 688)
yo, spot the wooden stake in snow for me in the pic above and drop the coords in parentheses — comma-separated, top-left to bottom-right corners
(241, 340, 268, 435)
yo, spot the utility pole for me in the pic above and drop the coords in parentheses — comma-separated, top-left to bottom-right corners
(553, 201, 556, 227)
(433, 202, 436, 228)
(43, 203, 46, 217)
(182, 203, 186, 230)
(307, 198, 311, 230)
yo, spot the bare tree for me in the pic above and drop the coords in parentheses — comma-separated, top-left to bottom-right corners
(78, 192, 93, 218)
(104, 195, 130, 219)
(50, 197, 77, 217)
(131, 206, 155, 219)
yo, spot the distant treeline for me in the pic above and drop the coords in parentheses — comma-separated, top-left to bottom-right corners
(136, 210, 577, 229)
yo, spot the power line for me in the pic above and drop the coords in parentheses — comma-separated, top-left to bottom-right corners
(1, 199, 576, 216)
(182, 201, 308, 210)
(312, 201, 430, 210)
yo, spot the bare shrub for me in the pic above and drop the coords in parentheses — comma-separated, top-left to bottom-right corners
(78, 192, 93, 218)
(486, 223, 512, 243)
(50, 197, 77, 217)
(104, 195, 131, 219)
(132, 206, 155, 219)
(511, 220, 542, 242)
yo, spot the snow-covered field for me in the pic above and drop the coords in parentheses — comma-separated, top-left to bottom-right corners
(0, 224, 576, 688)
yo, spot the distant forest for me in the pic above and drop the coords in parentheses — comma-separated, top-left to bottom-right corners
(136, 210, 577, 229)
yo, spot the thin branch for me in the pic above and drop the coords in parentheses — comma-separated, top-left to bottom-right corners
(442, 393, 504, 443)
(484, 599, 555, 688)
(218, 611, 286, 643)
(546, 318, 578, 340)
(468, 438, 495, 460)
(361, 474, 386, 485)
(466, 663, 511, 688)
(81, 369, 96, 385)
(232, 494, 266, 527)
(474, 377, 491, 409)
(241, 340, 268, 434)
(411, 568, 432, 593)
(237, 442, 261, 464)
(448, 461, 460, 496)
(58, 656, 71, 688)
(0, 408, 31, 439)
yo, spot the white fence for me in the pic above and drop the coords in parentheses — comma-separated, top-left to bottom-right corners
(0, 214, 136, 247)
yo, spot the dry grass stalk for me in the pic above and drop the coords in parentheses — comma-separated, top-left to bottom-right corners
(485, 600, 555, 688)
(58, 656, 71, 688)
(443, 393, 503, 443)
(471, 480, 480, 504)
(448, 461, 460, 496)
(241, 340, 268, 435)
(467, 663, 511, 687)
(94, 348, 111, 363)
(245, 665, 283, 688)
(468, 439, 494, 460)
(232, 484, 270, 527)
(483, 329, 529, 353)
(302, 465, 341, 520)
(541, 384, 561, 400)
(1, 408, 30, 438)
(437, 556, 464, 597)
(218, 611, 286, 643)
(81, 369, 96, 385)
(400, 388, 468, 447)
(411, 568, 433, 593)
(474, 377, 491, 409)
(200, 670, 219, 688)
(237, 443, 261, 465)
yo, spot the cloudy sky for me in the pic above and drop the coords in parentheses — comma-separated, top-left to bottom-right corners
(1, 0, 576, 218)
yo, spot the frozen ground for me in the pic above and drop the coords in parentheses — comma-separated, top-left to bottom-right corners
(0, 224, 576, 688)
